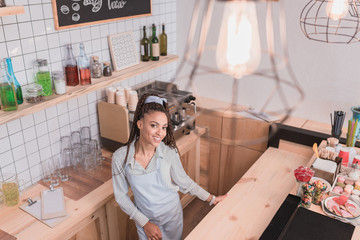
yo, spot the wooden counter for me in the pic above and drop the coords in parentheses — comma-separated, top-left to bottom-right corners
(0, 127, 205, 240)
(185, 147, 360, 240)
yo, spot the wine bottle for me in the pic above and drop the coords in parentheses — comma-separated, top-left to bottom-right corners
(64, 44, 79, 86)
(150, 24, 160, 61)
(141, 26, 150, 62)
(160, 23, 167, 56)
(5, 58, 23, 104)
(78, 43, 91, 85)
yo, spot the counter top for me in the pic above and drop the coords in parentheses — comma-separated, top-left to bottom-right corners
(0, 127, 206, 240)
(186, 147, 360, 240)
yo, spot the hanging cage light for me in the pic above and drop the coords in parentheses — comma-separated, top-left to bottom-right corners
(300, 0, 360, 43)
(170, 0, 304, 146)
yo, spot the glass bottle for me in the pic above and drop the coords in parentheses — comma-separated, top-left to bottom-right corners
(64, 44, 79, 86)
(141, 26, 150, 62)
(78, 43, 91, 85)
(150, 24, 160, 61)
(103, 62, 112, 77)
(5, 58, 23, 104)
(34, 59, 52, 96)
(160, 23, 167, 56)
(0, 0, 6, 7)
(0, 61, 17, 111)
(91, 56, 102, 78)
(53, 71, 66, 95)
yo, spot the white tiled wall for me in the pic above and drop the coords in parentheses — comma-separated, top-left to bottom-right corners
(0, 0, 177, 190)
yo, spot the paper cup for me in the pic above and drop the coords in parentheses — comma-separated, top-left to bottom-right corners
(338, 148, 350, 167)
(128, 91, 138, 112)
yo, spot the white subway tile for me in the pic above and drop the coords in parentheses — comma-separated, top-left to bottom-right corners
(0, 124, 8, 139)
(36, 50, 50, 62)
(90, 26, 101, 39)
(59, 31, 71, 46)
(32, 20, 46, 36)
(89, 113, 98, 126)
(80, 117, 90, 127)
(67, 98, 78, 111)
(9, 131, 24, 148)
(1, 164, 16, 175)
(21, 39, 36, 55)
(58, 113, 70, 128)
(29, 4, 44, 21)
(35, 121, 48, 137)
(49, 48, 62, 63)
(0, 43, 7, 59)
(57, 102, 68, 115)
(0, 151, 14, 168)
(6, 119, 21, 135)
(49, 129, 60, 144)
(51, 141, 60, 155)
(44, 19, 55, 34)
(90, 124, 99, 137)
(70, 121, 81, 133)
(47, 33, 60, 49)
(59, 125, 71, 137)
(37, 134, 50, 149)
(30, 164, 42, 183)
(18, 22, 34, 39)
(117, 21, 126, 32)
(2, 15, 17, 25)
(15, 157, 29, 173)
(23, 126, 36, 142)
(100, 25, 109, 38)
(29, 0, 42, 4)
(3, 24, 20, 41)
(42, 3, 53, 19)
(88, 102, 97, 115)
(92, 39, 101, 52)
(12, 56, 25, 72)
(25, 139, 39, 155)
(34, 110, 46, 124)
(34, 35, 48, 51)
(6, 40, 22, 57)
(69, 109, 79, 122)
(47, 117, 59, 132)
(70, 29, 81, 44)
(87, 91, 97, 103)
(79, 105, 89, 118)
(27, 151, 40, 167)
(14, 0, 28, 5)
(80, 27, 91, 42)
(0, 27, 5, 43)
(78, 94, 88, 107)
(18, 170, 31, 189)
(12, 144, 26, 161)
(45, 105, 58, 120)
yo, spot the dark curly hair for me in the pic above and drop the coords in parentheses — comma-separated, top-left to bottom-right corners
(122, 93, 178, 168)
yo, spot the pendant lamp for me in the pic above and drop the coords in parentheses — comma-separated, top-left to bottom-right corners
(171, 0, 304, 146)
(300, 0, 360, 43)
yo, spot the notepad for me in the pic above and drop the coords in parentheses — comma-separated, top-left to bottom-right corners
(41, 187, 66, 220)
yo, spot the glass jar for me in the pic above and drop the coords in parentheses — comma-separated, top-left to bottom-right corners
(24, 83, 45, 103)
(53, 71, 66, 95)
(0, 0, 6, 7)
(91, 56, 102, 78)
(103, 62, 112, 77)
(1, 173, 19, 207)
(34, 59, 52, 96)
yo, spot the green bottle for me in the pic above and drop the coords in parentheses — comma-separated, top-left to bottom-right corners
(141, 26, 150, 62)
(0, 61, 18, 111)
(150, 24, 159, 61)
(160, 23, 167, 56)
(5, 58, 23, 104)
(35, 59, 52, 96)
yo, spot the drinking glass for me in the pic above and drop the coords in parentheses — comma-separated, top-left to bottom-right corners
(80, 126, 91, 143)
(84, 153, 96, 170)
(61, 149, 71, 181)
(1, 173, 19, 207)
(72, 147, 82, 171)
(96, 149, 104, 166)
(41, 158, 53, 182)
(89, 139, 98, 152)
(71, 131, 81, 149)
(61, 136, 71, 153)
(50, 157, 60, 187)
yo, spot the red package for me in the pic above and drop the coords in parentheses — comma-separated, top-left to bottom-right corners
(294, 166, 314, 182)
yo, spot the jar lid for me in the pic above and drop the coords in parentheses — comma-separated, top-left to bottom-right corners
(92, 56, 99, 61)
(52, 71, 64, 77)
(25, 83, 43, 93)
(36, 59, 48, 67)
(104, 62, 110, 66)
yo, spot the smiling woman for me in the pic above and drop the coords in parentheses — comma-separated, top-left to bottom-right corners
(112, 93, 227, 240)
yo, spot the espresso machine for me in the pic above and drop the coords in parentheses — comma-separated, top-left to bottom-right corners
(134, 81, 197, 139)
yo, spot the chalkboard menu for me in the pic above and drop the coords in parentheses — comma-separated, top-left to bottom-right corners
(51, 0, 152, 30)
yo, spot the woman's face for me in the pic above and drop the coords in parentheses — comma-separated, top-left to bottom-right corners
(137, 111, 168, 147)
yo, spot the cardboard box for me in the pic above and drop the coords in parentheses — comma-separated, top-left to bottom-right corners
(97, 102, 130, 144)
(311, 157, 342, 185)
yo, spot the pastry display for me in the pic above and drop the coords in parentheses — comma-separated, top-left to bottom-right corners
(325, 195, 360, 218)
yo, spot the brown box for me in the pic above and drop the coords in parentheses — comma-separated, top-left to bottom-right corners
(311, 157, 342, 185)
(97, 101, 130, 144)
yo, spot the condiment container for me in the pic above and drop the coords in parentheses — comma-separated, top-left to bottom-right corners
(24, 83, 45, 103)
(103, 62, 112, 76)
(1, 173, 19, 207)
(91, 56, 102, 78)
(53, 71, 66, 95)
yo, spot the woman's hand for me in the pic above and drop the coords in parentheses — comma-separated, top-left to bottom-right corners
(207, 194, 228, 206)
(143, 221, 162, 240)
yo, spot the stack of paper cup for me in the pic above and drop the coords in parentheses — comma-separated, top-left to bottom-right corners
(124, 87, 132, 104)
(128, 91, 138, 112)
(116, 91, 127, 107)
(116, 86, 124, 93)
(107, 87, 116, 104)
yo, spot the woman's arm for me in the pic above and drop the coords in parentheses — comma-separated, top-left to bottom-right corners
(112, 152, 149, 227)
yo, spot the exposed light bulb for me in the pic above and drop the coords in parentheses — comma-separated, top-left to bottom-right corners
(326, 0, 349, 20)
(216, 1, 261, 79)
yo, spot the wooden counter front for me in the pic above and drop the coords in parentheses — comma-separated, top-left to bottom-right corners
(186, 147, 360, 240)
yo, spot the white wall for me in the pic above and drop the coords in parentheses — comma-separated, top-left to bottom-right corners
(0, 0, 177, 189)
(176, 0, 360, 125)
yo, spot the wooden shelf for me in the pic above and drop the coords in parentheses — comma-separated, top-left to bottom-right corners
(0, 6, 25, 16)
(0, 54, 179, 125)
